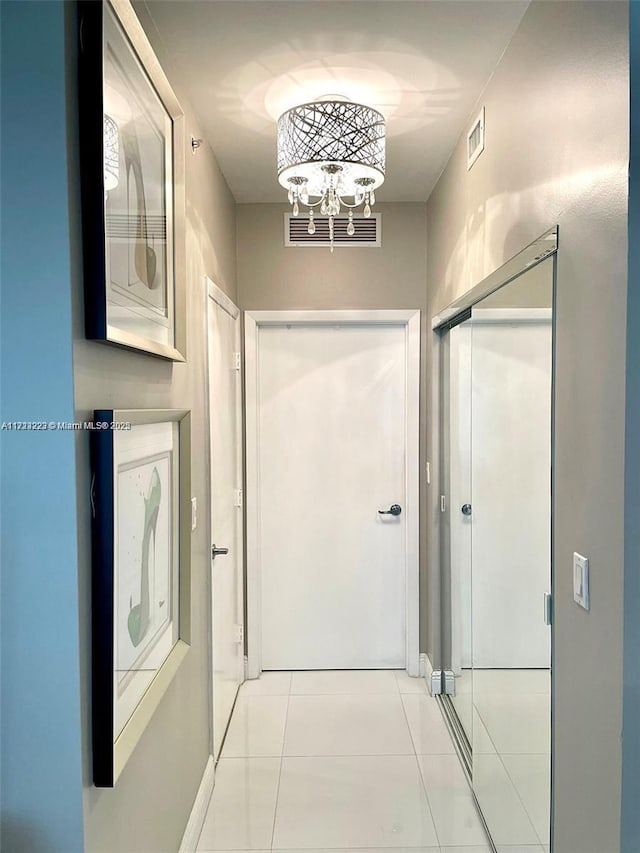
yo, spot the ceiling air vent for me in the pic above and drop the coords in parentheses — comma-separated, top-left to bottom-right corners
(285, 213, 381, 248)
(467, 106, 485, 170)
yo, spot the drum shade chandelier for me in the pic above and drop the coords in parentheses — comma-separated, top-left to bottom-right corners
(103, 114, 119, 192)
(277, 98, 386, 251)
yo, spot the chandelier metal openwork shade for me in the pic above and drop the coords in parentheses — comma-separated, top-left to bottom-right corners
(103, 114, 120, 192)
(277, 99, 386, 250)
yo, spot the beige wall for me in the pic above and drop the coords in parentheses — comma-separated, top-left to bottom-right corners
(426, 2, 629, 851)
(237, 202, 429, 650)
(71, 5, 237, 849)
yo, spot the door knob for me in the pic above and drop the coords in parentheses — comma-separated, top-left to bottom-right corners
(378, 504, 402, 516)
(461, 504, 472, 516)
(211, 545, 229, 559)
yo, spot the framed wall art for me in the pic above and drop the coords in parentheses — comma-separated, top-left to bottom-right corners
(90, 409, 191, 786)
(78, 0, 187, 361)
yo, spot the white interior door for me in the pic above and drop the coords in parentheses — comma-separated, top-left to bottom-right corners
(207, 280, 244, 759)
(253, 320, 414, 671)
(470, 312, 552, 668)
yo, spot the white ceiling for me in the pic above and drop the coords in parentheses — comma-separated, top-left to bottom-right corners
(139, 0, 529, 203)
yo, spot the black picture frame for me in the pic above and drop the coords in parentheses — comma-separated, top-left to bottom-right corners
(90, 409, 191, 787)
(78, 0, 187, 361)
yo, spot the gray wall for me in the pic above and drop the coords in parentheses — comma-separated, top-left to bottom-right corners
(622, 4, 640, 850)
(237, 202, 429, 651)
(70, 4, 238, 850)
(426, 2, 629, 851)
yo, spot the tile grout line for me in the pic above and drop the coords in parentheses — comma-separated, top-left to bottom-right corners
(269, 678, 292, 850)
(498, 750, 549, 847)
(397, 687, 443, 851)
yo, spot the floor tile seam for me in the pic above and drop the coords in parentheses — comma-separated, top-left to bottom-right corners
(498, 752, 549, 847)
(198, 847, 445, 852)
(397, 693, 428, 757)
(471, 705, 501, 756)
(270, 690, 291, 850)
(197, 843, 498, 852)
(491, 750, 543, 844)
(288, 692, 402, 698)
(224, 752, 447, 758)
(277, 752, 455, 760)
(496, 751, 550, 756)
(411, 751, 443, 850)
(397, 690, 443, 849)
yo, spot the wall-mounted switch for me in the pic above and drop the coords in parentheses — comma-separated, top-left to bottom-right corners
(573, 552, 590, 611)
(191, 497, 197, 531)
(426, 461, 431, 485)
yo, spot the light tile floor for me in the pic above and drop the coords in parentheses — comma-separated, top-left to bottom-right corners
(197, 670, 491, 853)
(449, 669, 550, 851)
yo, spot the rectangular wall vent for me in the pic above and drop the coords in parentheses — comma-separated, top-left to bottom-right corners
(285, 213, 381, 248)
(467, 106, 485, 170)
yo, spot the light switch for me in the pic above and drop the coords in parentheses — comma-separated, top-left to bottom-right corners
(573, 552, 590, 611)
(191, 497, 197, 531)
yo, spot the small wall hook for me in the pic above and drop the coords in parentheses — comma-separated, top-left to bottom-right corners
(191, 136, 203, 153)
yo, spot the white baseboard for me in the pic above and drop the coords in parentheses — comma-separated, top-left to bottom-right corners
(420, 652, 434, 680)
(179, 755, 215, 853)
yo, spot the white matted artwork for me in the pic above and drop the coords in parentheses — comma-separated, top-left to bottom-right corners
(103, 2, 173, 347)
(113, 422, 179, 739)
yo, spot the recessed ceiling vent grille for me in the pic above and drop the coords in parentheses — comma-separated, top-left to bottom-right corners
(467, 106, 485, 170)
(285, 213, 381, 248)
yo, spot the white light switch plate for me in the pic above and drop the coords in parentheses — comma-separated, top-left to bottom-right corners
(573, 552, 590, 611)
(191, 497, 197, 531)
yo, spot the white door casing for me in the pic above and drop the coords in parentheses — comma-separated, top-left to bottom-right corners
(245, 310, 420, 678)
(206, 278, 244, 759)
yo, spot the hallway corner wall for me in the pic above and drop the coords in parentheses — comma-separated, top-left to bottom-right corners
(622, 3, 640, 850)
(425, 2, 629, 851)
(68, 3, 238, 850)
(0, 2, 85, 850)
(236, 201, 430, 655)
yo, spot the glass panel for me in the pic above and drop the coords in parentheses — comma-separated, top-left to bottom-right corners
(470, 258, 553, 849)
(103, 3, 175, 347)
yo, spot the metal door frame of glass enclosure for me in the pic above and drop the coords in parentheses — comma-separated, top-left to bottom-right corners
(431, 226, 558, 853)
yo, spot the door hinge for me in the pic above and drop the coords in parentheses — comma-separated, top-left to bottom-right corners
(440, 495, 446, 513)
(233, 352, 241, 371)
(544, 592, 553, 626)
(235, 624, 244, 644)
(234, 488, 243, 508)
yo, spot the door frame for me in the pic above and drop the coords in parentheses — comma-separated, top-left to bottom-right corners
(244, 309, 421, 679)
(205, 276, 244, 758)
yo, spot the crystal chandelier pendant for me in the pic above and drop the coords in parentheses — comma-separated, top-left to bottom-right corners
(276, 98, 385, 250)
